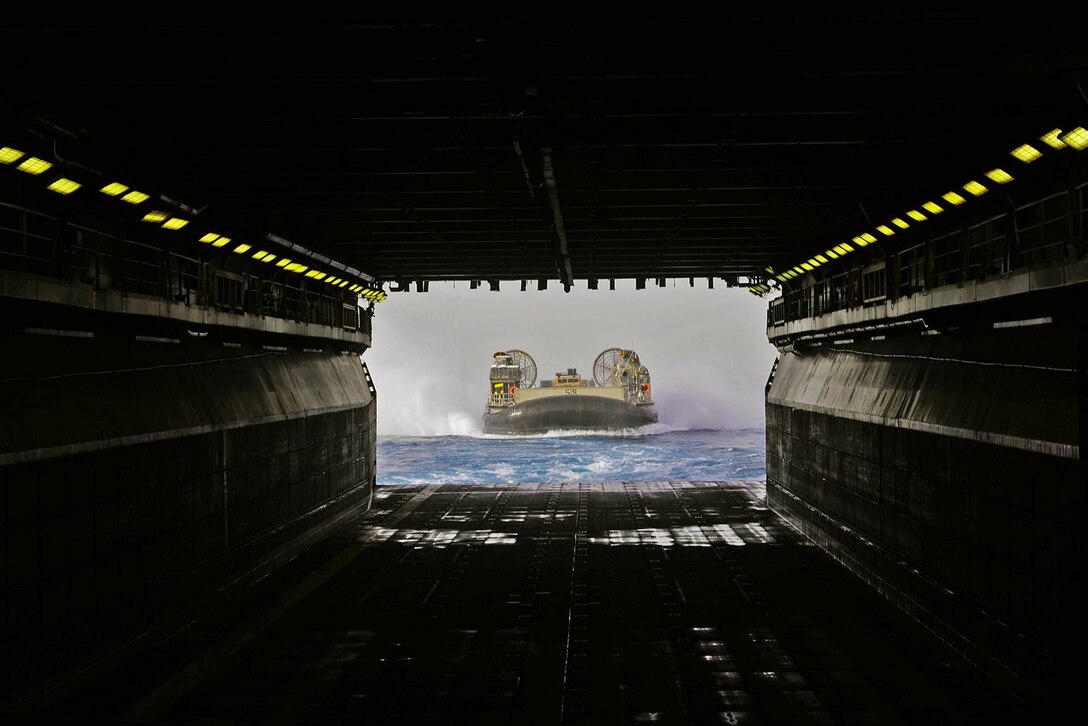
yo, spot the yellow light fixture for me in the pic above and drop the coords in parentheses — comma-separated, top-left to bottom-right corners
(807, 258, 821, 267)
(860, 233, 877, 243)
(1062, 127, 1087, 150)
(232, 243, 251, 254)
(985, 168, 1013, 184)
(46, 178, 81, 195)
(832, 245, 846, 254)
(814, 254, 827, 263)
(826, 250, 839, 259)
(276, 258, 291, 267)
(877, 225, 895, 236)
(892, 217, 909, 229)
(801, 262, 814, 271)
(260, 253, 276, 263)
(840, 242, 854, 252)
(1010, 144, 1042, 163)
(286, 263, 308, 273)
(1040, 129, 1066, 149)
(121, 190, 149, 204)
(922, 201, 943, 214)
(0, 147, 25, 164)
(942, 191, 966, 205)
(99, 182, 128, 196)
(906, 210, 926, 222)
(963, 181, 988, 196)
(200, 233, 220, 243)
(17, 157, 53, 175)
(252, 250, 270, 260)
(211, 236, 232, 248)
(142, 211, 169, 223)
(162, 218, 189, 230)
(851, 236, 868, 247)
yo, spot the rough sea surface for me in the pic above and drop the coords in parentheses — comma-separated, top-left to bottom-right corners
(376, 425, 765, 486)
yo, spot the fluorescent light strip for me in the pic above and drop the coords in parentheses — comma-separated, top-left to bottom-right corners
(922, 202, 943, 214)
(100, 182, 129, 196)
(985, 168, 1013, 184)
(17, 157, 53, 175)
(942, 191, 966, 205)
(212, 236, 231, 247)
(232, 243, 251, 254)
(877, 225, 895, 236)
(162, 218, 189, 230)
(892, 217, 909, 229)
(47, 178, 81, 195)
(1040, 129, 1066, 149)
(142, 211, 168, 223)
(1062, 127, 1087, 150)
(0, 147, 25, 164)
(1010, 144, 1041, 163)
(906, 210, 926, 221)
(963, 180, 988, 196)
(121, 190, 149, 204)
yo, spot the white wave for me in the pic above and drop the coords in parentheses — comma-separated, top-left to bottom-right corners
(466, 422, 684, 440)
(587, 457, 619, 473)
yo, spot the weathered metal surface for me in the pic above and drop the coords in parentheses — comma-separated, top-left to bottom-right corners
(766, 316, 1086, 708)
(0, 334, 377, 703)
(767, 321, 1078, 457)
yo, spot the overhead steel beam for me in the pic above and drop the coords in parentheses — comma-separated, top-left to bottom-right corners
(541, 148, 574, 292)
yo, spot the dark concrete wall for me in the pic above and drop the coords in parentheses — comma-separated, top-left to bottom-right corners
(766, 319, 1084, 702)
(0, 333, 376, 700)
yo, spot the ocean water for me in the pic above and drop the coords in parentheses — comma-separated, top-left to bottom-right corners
(376, 425, 766, 486)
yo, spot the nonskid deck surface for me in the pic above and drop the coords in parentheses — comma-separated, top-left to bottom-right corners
(21, 481, 1023, 725)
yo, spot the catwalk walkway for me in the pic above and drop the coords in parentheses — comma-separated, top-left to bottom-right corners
(12, 481, 1026, 725)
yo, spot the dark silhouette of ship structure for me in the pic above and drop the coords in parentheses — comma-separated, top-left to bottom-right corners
(483, 348, 658, 434)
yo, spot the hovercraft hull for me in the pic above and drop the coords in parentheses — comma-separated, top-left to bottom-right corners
(482, 394, 657, 434)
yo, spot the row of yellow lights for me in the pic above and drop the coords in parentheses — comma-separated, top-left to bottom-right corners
(749, 125, 1088, 296)
(197, 232, 385, 297)
(1, 144, 386, 302)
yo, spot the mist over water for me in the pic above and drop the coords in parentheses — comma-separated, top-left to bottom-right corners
(364, 281, 777, 436)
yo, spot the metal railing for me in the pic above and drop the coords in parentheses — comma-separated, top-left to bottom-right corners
(768, 182, 1087, 328)
(0, 202, 371, 338)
